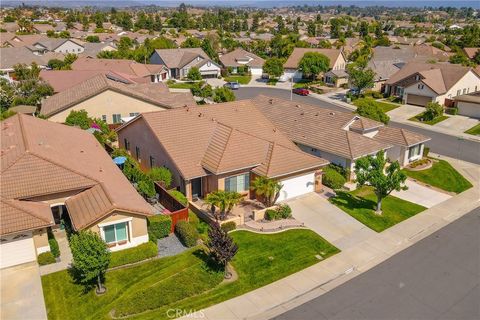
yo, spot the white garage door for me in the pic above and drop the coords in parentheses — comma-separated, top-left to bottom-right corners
(250, 67, 263, 75)
(0, 232, 36, 269)
(277, 172, 315, 202)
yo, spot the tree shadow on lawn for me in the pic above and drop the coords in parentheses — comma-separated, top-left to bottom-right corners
(330, 191, 376, 211)
(67, 266, 99, 295)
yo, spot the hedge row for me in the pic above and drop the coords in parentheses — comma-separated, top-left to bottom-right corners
(220, 221, 236, 232)
(148, 214, 172, 242)
(264, 204, 292, 221)
(109, 242, 158, 268)
(175, 221, 199, 247)
(322, 167, 346, 190)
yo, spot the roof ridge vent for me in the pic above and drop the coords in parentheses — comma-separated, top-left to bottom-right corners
(269, 99, 273, 104)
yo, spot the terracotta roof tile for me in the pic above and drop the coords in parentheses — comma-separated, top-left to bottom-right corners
(373, 127, 430, 147)
(284, 48, 343, 69)
(1, 199, 54, 236)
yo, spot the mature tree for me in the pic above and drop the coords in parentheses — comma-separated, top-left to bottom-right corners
(7, 63, 53, 106)
(201, 38, 219, 63)
(250, 176, 283, 207)
(347, 63, 376, 95)
(187, 67, 202, 81)
(307, 21, 316, 37)
(85, 35, 100, 43)
(191, 82, 213, 102)
(423, 101, 444, 121)
(181, 37, 202, 48)
(263, 58, 284, 78)
(355, 99, 390, 124)
(65, 110, 92, 129)
(298, 52, 330, 80)
(213, 87, 235, 103)
(207, 222, 238, 279)
(354, 150, 408, 214)
(70, 231, 110, 293)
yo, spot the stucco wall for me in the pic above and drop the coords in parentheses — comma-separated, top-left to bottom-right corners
(48, 90, 167, 124)
(54, 40, 84, 54)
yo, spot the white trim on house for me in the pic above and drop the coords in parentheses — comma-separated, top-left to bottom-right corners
(98, 218, 137, 252)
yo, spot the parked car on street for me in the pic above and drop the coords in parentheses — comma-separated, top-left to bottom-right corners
(292, 88, 310, 96)
(224, 81, 240, 90)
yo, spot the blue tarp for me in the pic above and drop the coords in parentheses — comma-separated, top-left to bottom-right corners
(113, 156, 127, 165)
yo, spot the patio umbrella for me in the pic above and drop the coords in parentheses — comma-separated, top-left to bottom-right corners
(113, 156, 127, 165)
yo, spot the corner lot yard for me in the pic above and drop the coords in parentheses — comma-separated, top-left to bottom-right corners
(402, 159, 473, 194)
(353, 98, 400, 113)
(42, 229, 339, 320)
(330, 186, 426, 232)
(223, 75, 251, 85)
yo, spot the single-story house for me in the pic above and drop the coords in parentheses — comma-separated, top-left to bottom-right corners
(0, 114, 154, 269)
(384, 62, 480, 107)
(283, 48, 347, 81)
(40, 74, 196, 124)
(116, 100, 329, 202)
(219, 48, 265, 75)
(324, 69, 349, 88)
(252, 96, 430, 171)
(71, 57, 168, 83)
(150, 48, 221, 79)
(454, 91, 480, 119)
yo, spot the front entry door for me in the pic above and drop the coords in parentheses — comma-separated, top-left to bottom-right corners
(191, 178, 202, 199)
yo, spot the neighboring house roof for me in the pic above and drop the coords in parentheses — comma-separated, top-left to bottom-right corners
(32, 38, 84, 51)
(385, 62, 475, 95)
(151, 48, 209, 69)
(33, 24, 55, 33)
(463, 47, 479, 60)
(371, 45, 451, 64)
(367, 60, 403, 81)
(8, 105, 37, 114)
(454, 91, 480, 104)
(252, 96, 392, 160)
(219, 48, 265, 68)
(3, 34, 48, 48)
(117, 99, 328, 180)
(0, 114, 154, 234)
(80, 42, 117, 58)
(40, 74, 195, 117)
(40, 69, 131, 92)
(71, 57, 166, 80)
(325, 69, 349, 78)
(0, 47, 48, 70)
(373, 127, 430, 147)
(0, 198, 54, 236)
(283, 48, 343, 69)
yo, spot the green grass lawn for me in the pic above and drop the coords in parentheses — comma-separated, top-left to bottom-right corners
(166, 81, 196, 89)
(42, 229, 339, 320)
(330, 186, 426, 232)
(353, 98, 400, 113)
(403, 159, 473, 194)
(224, 75, 251, 84)
(409, 113, 449, 125)
(464, 123, 480, 136)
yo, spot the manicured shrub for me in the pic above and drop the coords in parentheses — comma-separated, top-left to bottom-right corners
(423, 102, 444, 121)
(147, 214, 172, 242)
(169, 190, 188, 206)
(327, 163, 350, 179)
(277, 204, 292, 219)
(264, 209, 278, 221)
(48, 238, 60, 258)
(323, 167, 346, 190)
(137, 179, 155, 198)
(423, 147, 430, 158)
(38, 252, 56, 265)
(175, 220, 199, 247)
(355, 98, 390, 124)
(148, 167, 172, 187)
(445, 107, 458, 115)
(221, 221, 236, 232)
(188, 210, 200, 226)
(109, 242, 158, 268)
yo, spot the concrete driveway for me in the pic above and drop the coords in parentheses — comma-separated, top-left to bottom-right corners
(387, 104, 424, 120)
(1, 262, 47, 320)
(391, 179, 452, 208)
(434, 115, 479, 133)
(286, 193, 376, 250)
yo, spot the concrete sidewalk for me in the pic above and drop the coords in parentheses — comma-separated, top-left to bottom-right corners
(182, 156, 479, 320)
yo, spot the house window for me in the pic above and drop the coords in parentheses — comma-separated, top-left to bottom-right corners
(101, 115, 107, 122)
(135, 146, 141, 161)
(149, 155, 155, 168)
(415, 75, 420, 81)
(112, 114, 122, 123)
(408, 144, 422, 159)
(124, 138, 130, 151)
(418, 84, 424, 90)
(225, 173, 250, 193)
(463, 88, 467, 94)
(103, 222, 128, 244)
(457, 90, 461, 96)
(129, 112, 139, 117)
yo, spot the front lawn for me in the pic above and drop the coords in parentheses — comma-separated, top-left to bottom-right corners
(42, 229, 339, 320)
(353, 98, 400, 113)
(409, 112, 449, 125)
(166, 81, 196, 89)
(403, 159, 472, 194)
(330, 186, 426, 232)
(464, 123, 480, 136)
(224, 75, 251, 84)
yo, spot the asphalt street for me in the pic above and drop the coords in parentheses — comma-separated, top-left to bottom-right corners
(273, 207, 480, 320)
(235, 87, 480, 165)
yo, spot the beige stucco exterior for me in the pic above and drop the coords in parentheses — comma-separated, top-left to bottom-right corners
(89, 211, 148, 238)
(32, 228, 49, 254)
(48, 90, 168, 124)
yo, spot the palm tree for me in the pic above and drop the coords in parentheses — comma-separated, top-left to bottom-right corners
(225, 192, 243, 216)
(250, 177, 283, 207)
(205, 191, 221, 220)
